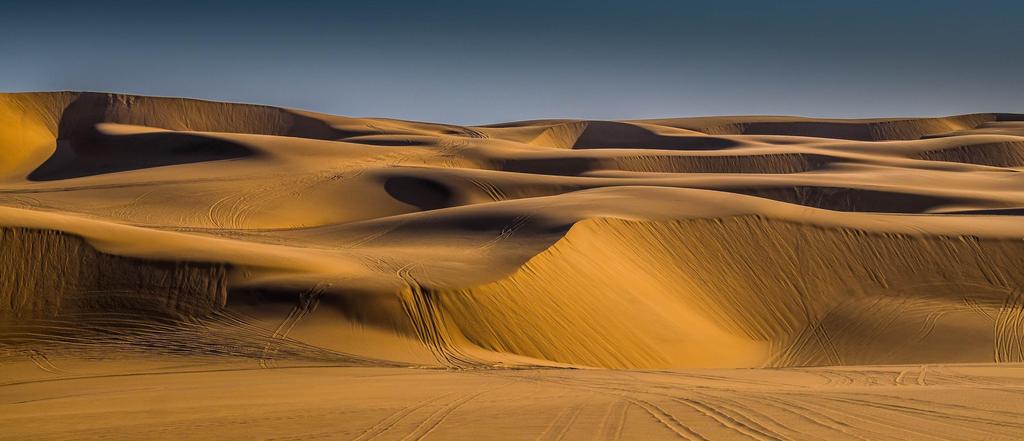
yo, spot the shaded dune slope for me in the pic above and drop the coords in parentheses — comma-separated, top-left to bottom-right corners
(641, 113, 1016, 141)
(1, 226, 228, 318)
(912, 139, 1024, 168)
(2, 92, 1024, 369)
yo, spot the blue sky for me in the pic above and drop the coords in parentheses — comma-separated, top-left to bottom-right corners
(2, 0, 1022, 124)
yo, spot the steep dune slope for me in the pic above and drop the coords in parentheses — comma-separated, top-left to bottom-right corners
(2, 92, 1024, 372)
(436, 215, 1024, 368)
(912, 138, 1024, 168)
(0, 93, 67, 180)
(1, 227, 228, 318)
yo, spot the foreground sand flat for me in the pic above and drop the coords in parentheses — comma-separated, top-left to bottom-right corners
(2, 92, 1024, 438)
(4, 357, 1024, 440)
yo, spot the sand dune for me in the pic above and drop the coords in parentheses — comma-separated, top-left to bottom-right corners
(3, 92, 1024, 439)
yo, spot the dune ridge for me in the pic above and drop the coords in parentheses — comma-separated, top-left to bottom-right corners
(436, 216, 1024, 368)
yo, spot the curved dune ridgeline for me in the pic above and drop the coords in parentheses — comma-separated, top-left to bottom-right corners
(436, 217, 1024, 368)
(3, 92, 1024, 371)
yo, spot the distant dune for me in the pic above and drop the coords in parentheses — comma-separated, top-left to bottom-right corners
(3, 92, 1024, 439)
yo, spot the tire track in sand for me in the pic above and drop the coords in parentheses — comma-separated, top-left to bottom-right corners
(398, 382, 512, 441)
(351, 391, 460, 441)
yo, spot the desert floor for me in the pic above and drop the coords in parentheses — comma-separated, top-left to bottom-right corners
(4, 357, 1024, 440)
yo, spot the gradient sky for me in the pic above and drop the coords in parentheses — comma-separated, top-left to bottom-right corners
(2, 0, 1022, 124)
